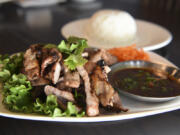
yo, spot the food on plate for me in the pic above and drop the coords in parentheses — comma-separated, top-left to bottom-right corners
(0, 37, 128, 117)
(109, 68, 180, 97)
(85, 9, 137, 47)
(108, 44, 149, 62)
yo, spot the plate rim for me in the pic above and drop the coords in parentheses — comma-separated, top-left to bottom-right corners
(0, 104, 180, 122)
(61, 18, 172, 51)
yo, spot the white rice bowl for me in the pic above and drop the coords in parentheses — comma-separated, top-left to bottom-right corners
(85, 10, 137, 47)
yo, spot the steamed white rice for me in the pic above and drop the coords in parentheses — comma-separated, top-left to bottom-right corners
(85, 10, 137, 47)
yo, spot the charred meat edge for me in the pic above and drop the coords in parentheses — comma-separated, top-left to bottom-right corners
(64, 71, 80, 88)
(91, 66, 127, 112)
(60, 64, 80, 88)
(84, 49, 117, 74)
(90, 49, 118, 65)
(91, 66, 114, 106)
(24, 45, 41, 81)
(56, 81, 72, 92)
(111, 92, 128, 112)
(77, 66, 99, 117)
(46, 62, 61, 84)
(31, 77, 50, 86)
(41, 48, 62, 76)
(45, 85, 75, 102)
(41, 48, 62, 84)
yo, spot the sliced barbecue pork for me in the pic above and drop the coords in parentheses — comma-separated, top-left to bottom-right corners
(84, 61, 97, 74)
(41, 48, 62, 76)
(24, 45, 62, 85)
(91, 66, 113, 106)
(45, 61, 61, 84)
(84, 49, 118, 74)
(64, 71, 80, 88)
(90, 49, 118, 65)
(24, 44, 42, 81)
(44, 85, 81, 111)
(77, 66, 99, 117)
(56, 81, 72, 92)
(101, 50, 118, 65)
(31, 77, 50, 86)
(111, 92, 128, 112)
(91, 66, 127, 112)
(30, 44, 44, 60)
(45, 85, 75, 102)
(41, 48, 62, 84)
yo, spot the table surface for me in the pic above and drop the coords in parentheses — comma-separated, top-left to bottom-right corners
(0, 0, 180, 135)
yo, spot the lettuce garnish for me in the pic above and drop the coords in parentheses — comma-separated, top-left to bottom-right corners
(3, 74, 33, 113)
(34, 97, 85, 117)
(58, 36, 88, 70)
(0, 53, 23, 82)
(33, 95, 62, 117)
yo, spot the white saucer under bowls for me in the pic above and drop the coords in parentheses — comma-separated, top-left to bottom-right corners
(61, 18, 172, 51)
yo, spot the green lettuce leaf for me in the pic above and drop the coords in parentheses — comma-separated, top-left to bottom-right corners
(68, 37, 88, 55)
(64, 54, 87, 70)
(57, 36, 88, 70)
(0, 53, 23, 82)
(33, 95, 85, 117)
(3, 74, 33, 113)
(33, 95, 62, 117)
(0, 69, 11, 82)
(58, 40, 72, 54)
(63, 102, 85, 117)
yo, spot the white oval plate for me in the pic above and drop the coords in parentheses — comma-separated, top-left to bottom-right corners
(0, 52, 180, 122)
(61, 18, 172, 51)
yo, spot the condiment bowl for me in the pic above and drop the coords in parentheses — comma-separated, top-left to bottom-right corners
(108, 60, 180, 102)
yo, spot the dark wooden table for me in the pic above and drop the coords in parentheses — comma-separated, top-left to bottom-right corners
(0, 0, 180, 135)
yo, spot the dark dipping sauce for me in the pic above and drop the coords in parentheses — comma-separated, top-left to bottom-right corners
(109, 68, 180, 97)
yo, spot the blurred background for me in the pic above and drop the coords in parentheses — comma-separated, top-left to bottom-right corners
(0, 0, 179, 51)
(0, 0, 179, 64)
(0, 0, 179, 59)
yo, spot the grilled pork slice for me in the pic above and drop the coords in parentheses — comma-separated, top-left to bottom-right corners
(90, 49, 118, 65)
(111, 92, 128, 112)
(41, 48, 62, 84)
(89, 49, 102, 63)
(31, 77, 50, 86)
(91, 66, 113, 106)
(41, 48, 62, 76)
(84, 48, 98, 58)
(44, 85, 81, 111)
(45, 62, 61, 84)
(24, 44, 42, 81)
(84, 49, 117, 74)
(91, 66, 127, 112)
(77, 66, 99, 117)
(56, 81, 72, 92)
(84, 61, 97, 74)
(64, 71, 80, 88)
(45, 85, 75, 102)
(30, 44, 44, 60)
(101, 50, 118, 65)
(24, 45, 62, 85)
(52, 62, 61, 84)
